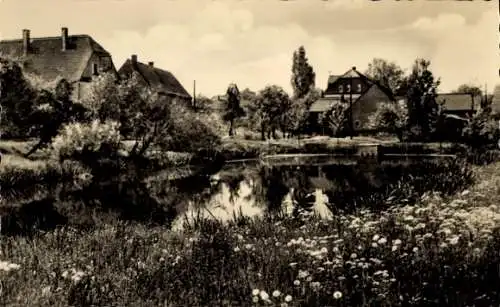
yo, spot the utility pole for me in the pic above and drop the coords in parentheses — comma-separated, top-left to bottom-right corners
(349, 67, 354, 140)
(193, 80, 196, 111)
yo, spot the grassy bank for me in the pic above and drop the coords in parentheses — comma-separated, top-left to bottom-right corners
(1, 161, 500, 306)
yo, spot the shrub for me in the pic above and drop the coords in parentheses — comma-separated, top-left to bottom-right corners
(51, 120, 122, 162)
(164, 103, 222, 153)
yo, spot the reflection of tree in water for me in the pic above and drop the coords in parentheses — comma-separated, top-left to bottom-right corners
(289, 166, 316, 217)
(247, 165, 290, 215)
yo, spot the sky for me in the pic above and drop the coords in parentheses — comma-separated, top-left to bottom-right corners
(0, 0, 498, 97)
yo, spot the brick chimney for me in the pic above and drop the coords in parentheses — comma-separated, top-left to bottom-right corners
(148, 61, 154, 67)
(61, 27, 68, 51)
(131, 54, 138, 66)
(22, 29, 30, 56)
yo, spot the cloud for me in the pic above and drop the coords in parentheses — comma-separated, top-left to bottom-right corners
(411, 13, 466, 31)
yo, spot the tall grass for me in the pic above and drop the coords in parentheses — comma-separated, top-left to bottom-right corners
(1, 162, 500, 306)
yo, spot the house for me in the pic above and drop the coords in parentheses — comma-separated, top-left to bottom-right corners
(436, 93, 480, 118)
(0, 27, 118, 100)
(118, 55, 192, 105)
(309, 66, 395, 135)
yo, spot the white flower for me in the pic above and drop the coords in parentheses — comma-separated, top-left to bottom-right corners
(294, 279, 301, 286)
(285, 295, 293, 302)
(333, 291, 343, 299)
(272, 290, 281, 297)
(449, 236, 460, 245)
(372, 234, 380, 241)
(259, 290, 270, 301)
(393, 239, 402, 245)
(252, 296, 259, 303)
(377, 237, 387, 245)
(233, 247, 240, 252)
(320, 247, 328, 253)
(252, 289, 260, 296)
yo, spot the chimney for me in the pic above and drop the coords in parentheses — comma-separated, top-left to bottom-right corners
(148, 61, 154, 67)
(131, 54, 138, 66)
(61, 27, 68, 51)
(352, 66, 356, 71)
(22, 29, 30, 56)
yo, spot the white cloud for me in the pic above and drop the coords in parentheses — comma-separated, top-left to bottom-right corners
(411, 13, 466, 31)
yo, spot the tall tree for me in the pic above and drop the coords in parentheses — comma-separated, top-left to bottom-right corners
(319, 101, 349, 137)
(255, 85, 290, 140)
(222, 83, 246, 137)
(291, 46, 316, 99)
(405, 59, 442, 140)
(0, 57, 37, 139)
(365, 58, 405, 95)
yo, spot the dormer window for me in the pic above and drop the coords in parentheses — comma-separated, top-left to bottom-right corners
(338, 85, 343, 93)
(357, 84, 362, 92)
(92, 63, 98, 76)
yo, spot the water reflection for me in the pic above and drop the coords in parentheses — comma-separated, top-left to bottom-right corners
(1, 156, 466, 235)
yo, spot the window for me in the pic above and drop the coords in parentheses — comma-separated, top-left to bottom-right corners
(92, 63, 98, 75)
(338, 85, 343, 93)
(346, 84, 351, 92)
(357, 84, 362, 92)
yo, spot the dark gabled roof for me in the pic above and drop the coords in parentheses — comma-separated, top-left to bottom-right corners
(118, 59, 191, 100)
(0, 35, 111, 82)
(437, 93, 478, 111)
(324, 67, 395, 100)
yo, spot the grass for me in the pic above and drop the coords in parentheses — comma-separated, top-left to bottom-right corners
(1, 160, 500, 306)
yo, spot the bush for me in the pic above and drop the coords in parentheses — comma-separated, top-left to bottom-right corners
(51, 120, 122, 162)
(164, 103, 222, 152)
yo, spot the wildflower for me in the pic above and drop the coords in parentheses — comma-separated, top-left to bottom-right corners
(252, 289, 260, 296)
(159, 257, 165, 262)
(285, 295, 293, 302)
(275, 242, 281, 247)
(371, 242, 378, 248)
(233, 247, 241, 252)
(412, 247, 419, 253)
(294, 280, 301, 286)
(260, 290, 270, 301)
(372, 234, 380, 241)
(289, 262, 297, 267)
(311, 281, 321, 289)
(273, 290, 281, 297)
(306, 276, 313, 282)
(41, 286, 51, 297)
(298, 270, 309, 279)
(350, 253, 358, 259)
(0, 260, 21, 272)
(245, 244, 253, 250)
(449, 236, 460, 245)
(377, 237, 387, 245)
(392, 245, 398, 252)
(252, 296, 259, 303)
(320, 247, 328, 253)
(333, 291, 343, 299)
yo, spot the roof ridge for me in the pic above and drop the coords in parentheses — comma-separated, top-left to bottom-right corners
(0, 34, 91, 43)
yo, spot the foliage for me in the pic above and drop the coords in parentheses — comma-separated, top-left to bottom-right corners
(291, 46, 316, 100)
(0, 57, 37, 138)
(51, 120, 122, 162)
(462, 101, 500, 150)
(222, 83, 245, 136)
(404, 59, 442, 141)
(26, 79, 89, 157)
(452, 84, 483, 97)
(254, 85, 291, 140)
(368, 100, 409, 139)
(365, 58, 406, 95)
(164, 102, 222, 153)
(318, 101, 349, 137)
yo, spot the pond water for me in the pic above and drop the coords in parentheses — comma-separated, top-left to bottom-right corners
(1, 156, 465, 235)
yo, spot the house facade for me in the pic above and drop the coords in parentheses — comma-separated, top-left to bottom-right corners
(118, 55, 192, 105)
(309, 66, 395, 135)
(0, 27, 118, 100)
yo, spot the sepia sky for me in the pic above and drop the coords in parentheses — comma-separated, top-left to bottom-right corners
(0, 0, 498, 97)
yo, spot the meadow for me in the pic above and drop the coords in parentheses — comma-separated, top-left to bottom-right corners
(1, 156, 500, 306)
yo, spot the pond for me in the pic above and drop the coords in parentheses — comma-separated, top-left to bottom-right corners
(0, 156, 471, 235)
